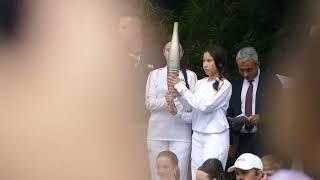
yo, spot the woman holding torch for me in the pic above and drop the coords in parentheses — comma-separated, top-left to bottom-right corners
(168, 45, 231, 180)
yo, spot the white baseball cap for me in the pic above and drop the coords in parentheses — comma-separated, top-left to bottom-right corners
(227, 153, 263, 172)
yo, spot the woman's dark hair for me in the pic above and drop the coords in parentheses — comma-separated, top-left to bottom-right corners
(180, 60, 190, 89)
(198, 158, 225, 180)
(203, 45, 227, 90)
(203, 45, 227, 76)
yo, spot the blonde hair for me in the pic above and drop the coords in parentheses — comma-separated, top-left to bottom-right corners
(261, 155, 282, 171)
(157, 151, 180, 180)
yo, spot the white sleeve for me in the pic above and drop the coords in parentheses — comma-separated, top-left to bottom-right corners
(182, 71, 197, 111)
(174, 71, 198, 123)
(188, 71, 198, 91)
(145, 71, 167, 112)
(174, 80, 232, 113)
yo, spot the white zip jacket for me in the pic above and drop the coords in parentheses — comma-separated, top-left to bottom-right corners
(145, 66, 197, 142)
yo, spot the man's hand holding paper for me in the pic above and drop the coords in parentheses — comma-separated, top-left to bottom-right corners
(247, 114, 260, 125)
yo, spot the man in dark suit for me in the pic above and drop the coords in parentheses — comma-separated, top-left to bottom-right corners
(227, 47, 282, 158)
(117, 14, 162, 179)
(118, 15, 162, 121)
(118, 15, 161, 77)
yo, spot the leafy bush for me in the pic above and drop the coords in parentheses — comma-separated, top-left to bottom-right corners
(142, 0, 301, 79)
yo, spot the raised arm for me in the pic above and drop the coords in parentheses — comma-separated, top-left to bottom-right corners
(174, 71, 198, 123)
(178, 71, 198, 111)
(174, 80, 232, 113)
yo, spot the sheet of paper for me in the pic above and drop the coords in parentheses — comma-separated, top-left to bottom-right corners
(227, 115, 248, 124)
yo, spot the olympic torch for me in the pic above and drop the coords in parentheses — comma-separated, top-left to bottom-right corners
(167, 22, 180, 76)
(167, 22, 180, 113)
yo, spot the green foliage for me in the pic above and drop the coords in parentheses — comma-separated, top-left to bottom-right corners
(143, 0, 300, 79)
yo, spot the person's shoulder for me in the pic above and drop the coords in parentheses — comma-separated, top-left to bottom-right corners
(260, 71, 282, 87)
(229, 77, 243, 86)
(149, 67, 164, 76)
(223, 78, 231, 84)
(260, 70, 278, 79)
(186, 69, 197, 77)
(197, 77, 208, 83)
(155, 66, 166, 71)
(222, 78, 232, 87)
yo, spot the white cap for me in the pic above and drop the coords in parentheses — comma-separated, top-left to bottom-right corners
(227, 153, 263, 172)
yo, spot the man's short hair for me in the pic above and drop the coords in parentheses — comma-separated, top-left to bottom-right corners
(261, 155, 282, 171)
(236, 47, 259, 64)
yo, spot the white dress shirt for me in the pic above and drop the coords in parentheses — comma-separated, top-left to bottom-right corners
(174, 77, 232, 134)
(145, 66, 197, 142)
(240, 69, 260, 133)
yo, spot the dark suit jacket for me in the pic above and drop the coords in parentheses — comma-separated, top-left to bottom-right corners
(120, 41, 163, 124)
(227, 70, 282, 157)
